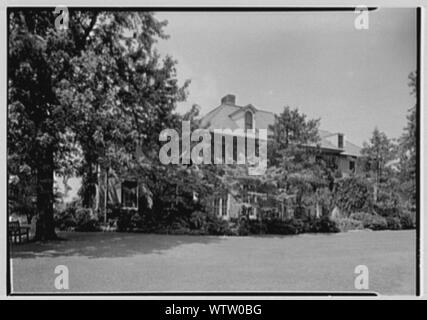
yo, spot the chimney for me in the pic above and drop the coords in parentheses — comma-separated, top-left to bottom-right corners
(338, 133, 345, 149)
(221, 94, 236, 105)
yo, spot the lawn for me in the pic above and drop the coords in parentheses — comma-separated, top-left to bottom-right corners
(10, 230, 416, 295)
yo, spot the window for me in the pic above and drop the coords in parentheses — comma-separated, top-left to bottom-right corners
(248, 193, 257, 218)
(213, 198, 220, 216)
(245, 111, 253, 130)
(243, 188, 257, 218)
(122, 180, 138, 209)
(349, 160, 355, 172)
(213, 195, 228, 217)
(221, 195, 228, 216)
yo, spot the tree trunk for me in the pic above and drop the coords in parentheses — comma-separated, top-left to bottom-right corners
(34, 149, 58, 241)
(82, 162, 97, 209)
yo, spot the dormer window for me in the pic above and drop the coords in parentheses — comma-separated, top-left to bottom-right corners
(245, 111, 253, 130)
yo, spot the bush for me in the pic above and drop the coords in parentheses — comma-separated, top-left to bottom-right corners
(374, 203, 401, 218)
(308, 216, 339, 233)
(265, 218, 305, 235)
(374, 184, 404, 218)
(107, 203, 122, 220)
(168, 221, 191, 235)
(367, 215, 388, 230)
(350, 212, 387, 231)
(234, 217, 270, 236)
(265, 218, 284, 234)
(55, 201, 100, 231)
(116, 209, 140, 232)
(399, 210, 415, 229)
(335, 217, 364, 232)
(285, 218, 306, 234)
(74, 208, 100, 232)
(248, 220, 267, 235)
(386, 217, 402, 230)
(236, 217, 250, 236)
(116, 209, 236, 235)
(265, 217, 339, 235)
(206, 214, 233, 235)
(189, 211, 208, 230)
(333, 177, 374, 214)
(349, 211, 372, 222)
(55, 202, 78, 230)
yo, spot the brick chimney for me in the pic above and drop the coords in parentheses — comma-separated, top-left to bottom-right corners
(221, 94, 236, 105)
(338, 133, 345, 149)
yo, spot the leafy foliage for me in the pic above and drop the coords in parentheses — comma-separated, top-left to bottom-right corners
(8, 10, 188, 239)
(55, 199, 100, 231)
(9, 10, 417, 238)
(334, 217, 364, 232)
(397, 72, 417, 210)
(350, 212, 387, 230)
(333, 176, 373, 215)
(361, 127, 396, 181)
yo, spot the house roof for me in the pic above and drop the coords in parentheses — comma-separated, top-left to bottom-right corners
(200, 96, 361, 157)
(200, 103, 241, 130)
(341, 140, 362, 157)
(318, 130, 362, 157)
(200, 102, 275, 134)
(229, 104, 258, 118)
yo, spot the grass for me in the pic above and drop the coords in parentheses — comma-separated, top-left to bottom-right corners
(10, 230, 416, 295)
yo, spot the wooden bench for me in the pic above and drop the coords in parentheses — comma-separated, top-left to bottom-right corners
(8, 221, 30, 243)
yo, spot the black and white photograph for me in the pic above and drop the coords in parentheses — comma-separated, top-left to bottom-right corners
(4, 3, 421, 300)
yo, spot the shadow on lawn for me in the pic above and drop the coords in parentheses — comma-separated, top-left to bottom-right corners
(10, 232, 224, 259)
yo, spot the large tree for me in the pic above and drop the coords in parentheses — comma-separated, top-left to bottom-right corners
(361, 128, 396, 181)
(8, 10, 187, 240)
(398, 71, 417, 208)
(264, 107, 327, 217)
(360, 128, 396, 203)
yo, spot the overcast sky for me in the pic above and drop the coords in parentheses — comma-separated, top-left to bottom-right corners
(155, 8, 417, 146)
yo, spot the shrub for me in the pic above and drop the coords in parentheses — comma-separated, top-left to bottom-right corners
(367, 215, 388, 230)
(351, 212, 387, 231)
(116, 209, 140, 232)
(206, 214, 233, 235)
(265, 218, 285, 235)
(55, 202, 78, 230)
(106, 203, 122, 220)
(386, 217, 402, 230)
(350, 212, 372, 223)
(248, 220, 267, 235)
(168, 222, 191, 235)
(333, 177, 374, 215)
(189, 211, 208, 230)
(264, 217, 305, 235)
(236, 217, 250, 236)
(374, 183, 404, 218)
(55, 201, 101, 232)
(74, 208, 100, 232)
(308, 216, 339, 233)
(285, 218, 306, 234)
(162, 218, 193, 235)
(374, 203, 401, 218)
(399, 210, 415, 229)
(349, 212, 368, 225)
(235, 217, 270, 236)
(335, 217, 364, 232)
(116, 210, 131, 232)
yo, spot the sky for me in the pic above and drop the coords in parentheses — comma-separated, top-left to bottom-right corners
(155, 9, 417, 146)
